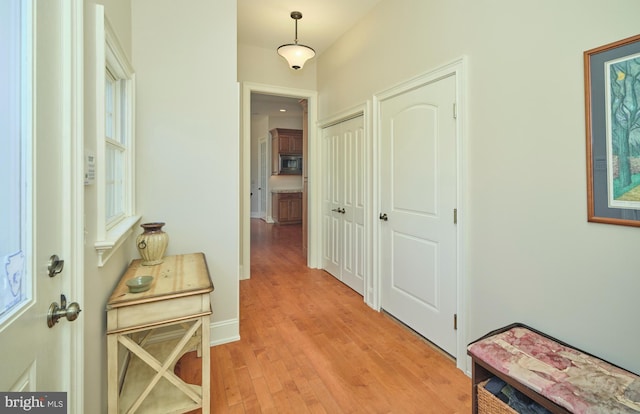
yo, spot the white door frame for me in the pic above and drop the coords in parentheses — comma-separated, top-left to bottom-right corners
(373, 57, 468, 371)
(68, 0, 85, 408)
(240, 82, 318, 279)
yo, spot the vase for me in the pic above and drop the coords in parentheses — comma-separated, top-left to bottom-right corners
(136, 222, 168, 266)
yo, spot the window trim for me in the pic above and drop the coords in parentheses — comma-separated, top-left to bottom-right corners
(94, 13, 139, 267)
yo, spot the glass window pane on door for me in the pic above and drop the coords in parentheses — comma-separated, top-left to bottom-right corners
(0, 0, 29, 322)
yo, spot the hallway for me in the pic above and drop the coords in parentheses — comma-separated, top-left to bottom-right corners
(178, 219, 471, 413)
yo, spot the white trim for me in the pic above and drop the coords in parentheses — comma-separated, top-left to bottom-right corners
(66, 1, 85, 411)
(240, 82, 319, 281)
(372, 57, 469, 372)
(93, 8, 137, 267)
(209, 318, 241, 346)
(94, 214, 141, 266)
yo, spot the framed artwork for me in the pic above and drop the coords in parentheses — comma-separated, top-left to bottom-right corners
(585, 34, 640, 226)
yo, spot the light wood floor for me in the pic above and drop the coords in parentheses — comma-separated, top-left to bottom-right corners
(176, 219, 471, 413)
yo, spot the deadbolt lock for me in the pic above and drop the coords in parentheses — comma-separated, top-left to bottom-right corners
(48, 255, 64, 277)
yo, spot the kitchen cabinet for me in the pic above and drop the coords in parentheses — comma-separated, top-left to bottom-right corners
(272, 191, 302, 224)
(271, 128, 302, 175)
(271, 128, 302, 154)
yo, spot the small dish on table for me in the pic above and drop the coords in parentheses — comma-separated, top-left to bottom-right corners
(126, 275, 154, 293)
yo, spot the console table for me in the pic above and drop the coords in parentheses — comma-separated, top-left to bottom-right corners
(107, 253, 213, 413)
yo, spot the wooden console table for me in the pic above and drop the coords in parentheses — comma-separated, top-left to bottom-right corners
(107, 253, 213, 413)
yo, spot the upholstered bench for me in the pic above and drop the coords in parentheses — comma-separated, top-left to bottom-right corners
(467, 323, 640, 414)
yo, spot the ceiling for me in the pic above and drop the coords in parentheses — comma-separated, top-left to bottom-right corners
(251, 93, 304, 118)
(240, 0, 383, 118)
(238, 0, 383, 56)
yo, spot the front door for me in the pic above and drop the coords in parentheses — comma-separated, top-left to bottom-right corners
(0, 0, 80, 407)
(379, 73, 458, 356)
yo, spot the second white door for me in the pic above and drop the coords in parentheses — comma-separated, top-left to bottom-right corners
(321, 115, 365, 295)
(379, 73, 458, 356)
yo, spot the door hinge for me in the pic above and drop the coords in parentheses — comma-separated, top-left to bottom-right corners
(454, 314, 458, 330)
(453, 208, 457, 224)
(453, 103, 457, 119)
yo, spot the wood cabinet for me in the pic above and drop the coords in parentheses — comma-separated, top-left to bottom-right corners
(106, 253, 213, 414)
(272, 128, 302, 154)
(271, 128, 302, 175)
(272, 192, 302, 224)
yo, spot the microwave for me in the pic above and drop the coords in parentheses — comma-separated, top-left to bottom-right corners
(279, 154, 302, 175)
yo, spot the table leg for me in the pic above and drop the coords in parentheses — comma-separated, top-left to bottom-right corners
(201, 313, 210, 414)
(107, 333, 119, 414)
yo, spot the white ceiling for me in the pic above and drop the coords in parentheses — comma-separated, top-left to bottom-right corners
(251, 93, 304, 118)
(239, 0, 383, 118)
(238, 0, 383, 57)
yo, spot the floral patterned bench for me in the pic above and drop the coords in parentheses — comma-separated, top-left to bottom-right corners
(467, 324, 640, 414)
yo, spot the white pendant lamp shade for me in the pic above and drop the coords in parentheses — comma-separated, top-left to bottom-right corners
(278, 11, 315, 70)
(277, 43, 315, 70)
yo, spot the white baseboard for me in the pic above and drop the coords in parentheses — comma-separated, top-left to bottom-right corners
(209, 318, 240, 346)
(239, 263, 249, 280)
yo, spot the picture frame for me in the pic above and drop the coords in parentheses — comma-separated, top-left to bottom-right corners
(585, 34, 640, 226)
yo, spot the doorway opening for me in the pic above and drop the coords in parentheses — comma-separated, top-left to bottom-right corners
(240, 82, 318, 280)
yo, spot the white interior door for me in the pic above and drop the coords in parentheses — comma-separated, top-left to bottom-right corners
(322, 124, 342, 278)
(0, 0, 80, 406)
(322, 116, 365, 295)
(379, 74, 458, 356)
(258, 137, 268, 220)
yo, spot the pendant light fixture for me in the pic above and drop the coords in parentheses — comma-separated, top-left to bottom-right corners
(277, 11, 315, 70)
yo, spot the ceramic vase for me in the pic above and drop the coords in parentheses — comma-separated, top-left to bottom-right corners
(136, 222, 168, 266)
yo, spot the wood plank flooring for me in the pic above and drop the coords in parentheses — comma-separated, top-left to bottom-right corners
(176, 219, 471, 413)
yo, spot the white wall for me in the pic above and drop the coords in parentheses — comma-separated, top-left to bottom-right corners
(238, 43, 316, 90)
(132, 0, 239, 340)
(318, 0, 640, 374)
(82, 1, 135, 413)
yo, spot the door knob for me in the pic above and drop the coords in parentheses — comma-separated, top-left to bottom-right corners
(339, 208, 346, 214)
(379, 213, 388, 221)
(47, 294, 81, 328)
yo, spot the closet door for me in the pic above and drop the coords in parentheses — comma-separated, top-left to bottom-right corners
(321, 116, 365, 295)
(322, 123, 341, 278)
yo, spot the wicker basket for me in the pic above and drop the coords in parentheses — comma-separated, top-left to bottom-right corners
(477, 379, 518, 414)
